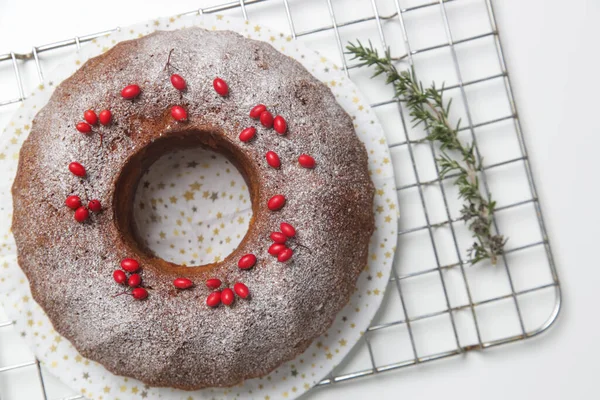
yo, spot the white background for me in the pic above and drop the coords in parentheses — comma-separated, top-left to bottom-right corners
(0, 0, 598, 399)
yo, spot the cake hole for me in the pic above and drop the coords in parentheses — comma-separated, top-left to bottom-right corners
(132, 147, 252, 267)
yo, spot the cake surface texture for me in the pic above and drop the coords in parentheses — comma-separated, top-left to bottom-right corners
(11, 27, 374, 390)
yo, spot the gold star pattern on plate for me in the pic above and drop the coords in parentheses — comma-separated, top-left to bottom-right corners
(133, 147, 251, 266)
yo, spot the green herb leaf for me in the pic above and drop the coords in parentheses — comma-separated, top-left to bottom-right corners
(346, 41, 506, 265)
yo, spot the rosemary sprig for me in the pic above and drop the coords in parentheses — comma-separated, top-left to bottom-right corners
(346, 40, 506, 265)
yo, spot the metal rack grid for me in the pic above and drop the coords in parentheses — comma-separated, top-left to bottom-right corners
(0, 0, 561, 398)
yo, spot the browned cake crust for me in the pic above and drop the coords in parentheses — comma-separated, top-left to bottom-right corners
(11, 28, 374, 390)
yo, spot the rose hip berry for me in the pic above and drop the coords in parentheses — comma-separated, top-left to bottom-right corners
(213, 77, 228, 96)
(233, 282, 249, 299)
(120, 258, 140, 273)
(267, 194, 286, 211)
(270, 232, 287, 244)
(266, 151, 281, 168)
(84, 110, 98, 125)
(132, 287, 148, 300)
(68, 162, 86, 177)
(268, 243, 286, 256)
(221, 288, 235, 306)
(206, 278, 222, 289)
(298, 154, 316, 168)
(238, 254, 257, 270)
(88, 199, 102, 212)
(171, 105, 187, 121)
(280, 222, 296, 238)
(76, 122, 92, 134)
(250, 104, 266, 119)
(65, 195, 81, 210)
(99, 110, 112, 125)
(239, 127, 256, 142)
(173, 278, 194, 289)
(74, 207, 89, 223)
(273, 115, 287, 134)
(277, 247, 293, 262)
(206, 291, 222, 307)
(128, 273, 142, 288)
(260, 110, 274, 128)
(121, 84, 141, 99)
(113, 270, 127, 284)
(170, 74, 186, 91)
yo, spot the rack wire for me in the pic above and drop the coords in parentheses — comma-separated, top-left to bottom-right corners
(0, 0, 561, 398)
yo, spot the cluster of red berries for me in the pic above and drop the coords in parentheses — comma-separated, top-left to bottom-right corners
(268, 222, 296, 262)
(204, 279, 249, 307)
(236, 222, 298, 271)
(174, 276, 253, 308)
(65, 161, 101, 223)
(239, 103, 286, 142)
(171, 276, 250, 307)
(113, 258, 148, 300)
(239, 104, 285, 142)
(76, 109, 112, 134)
(65, 193, 101, 222)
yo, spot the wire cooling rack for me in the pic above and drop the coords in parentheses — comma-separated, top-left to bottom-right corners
(0, 0, 561, 399)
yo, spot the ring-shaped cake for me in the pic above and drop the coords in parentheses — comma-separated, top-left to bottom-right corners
(11, 28, 374, 389)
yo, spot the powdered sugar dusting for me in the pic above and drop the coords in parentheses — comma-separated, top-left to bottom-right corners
(11, 28, 374, 389)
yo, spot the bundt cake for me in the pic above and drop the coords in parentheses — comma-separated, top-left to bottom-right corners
(11, 27, 374, 389)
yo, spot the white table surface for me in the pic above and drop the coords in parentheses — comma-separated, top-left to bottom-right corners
(1, 0, 598, 399)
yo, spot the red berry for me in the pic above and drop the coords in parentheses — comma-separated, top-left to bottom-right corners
(238, 254, 257, 270)
(113, 270, 127, 284)
(74, 207, 89, 223)
(99, 110, 112, 125)
(265, 151, 281, 168)
(260, 110, 274, 128)
(68, 162, 86, 177)
(121, 84, 141, 99)
(171, 105, 187, 121)
(132, 287, 148, 300)
(206, 291, 222, 307)
(221, 288, 235, 306)
(213, 77, 228, 96)
(88, 199, 102, 212)
(278, 247, 293, 262)
(233, 282, 249, 299)
(239, 127, 256, 142)
(128, 273, 142, 288)
(83, 110, 98, 125)
(298, 154, 316, 168)
(76, 122, 92, 134)
(268, 243, 286, 256)
(267, 194, 286, 211)
(65, 195, 81, 210)
(270, 232, 287, 243)
(206, 278, 222, 289)
(170, 74, 187, 91)
(273, 115, 287, 134)
(120, 258, 140, 273)
(250, 104, 266, 119)
(173, 277, 193, 289)
(280, 222, 296, 237)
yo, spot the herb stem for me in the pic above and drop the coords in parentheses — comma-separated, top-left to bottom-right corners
(346, 40, 506, 265)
